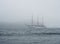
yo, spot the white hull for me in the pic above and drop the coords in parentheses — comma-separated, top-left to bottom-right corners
(27, 25, 47, 33)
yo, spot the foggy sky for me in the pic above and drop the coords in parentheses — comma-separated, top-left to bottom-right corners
(0, 0, 60, 27)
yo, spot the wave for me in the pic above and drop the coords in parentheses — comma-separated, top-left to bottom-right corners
(0, 32, 24, 36)
(1, 32, 60, 36)
(0, 31, 60, 36)
(31, 33, 60, 35)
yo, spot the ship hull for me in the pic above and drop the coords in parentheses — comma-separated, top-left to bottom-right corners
(27, 25, 47, 34)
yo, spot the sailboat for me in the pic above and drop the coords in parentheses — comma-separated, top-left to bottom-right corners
(26, 14, 46, 29)
(26, 14, 47, 33)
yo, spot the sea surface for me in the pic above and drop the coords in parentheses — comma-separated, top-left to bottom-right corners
(0, 26, 60, 44)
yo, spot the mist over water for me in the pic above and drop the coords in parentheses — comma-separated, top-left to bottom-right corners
(0, 0, 60, 27)
(0, 0, 60, 44)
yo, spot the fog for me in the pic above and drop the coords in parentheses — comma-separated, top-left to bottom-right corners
(0, 0, 60, 27)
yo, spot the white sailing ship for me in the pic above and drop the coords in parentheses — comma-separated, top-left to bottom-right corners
(26, 14, 47, 33)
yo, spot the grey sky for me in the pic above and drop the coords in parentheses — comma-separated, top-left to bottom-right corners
(0, 0, 60, 27)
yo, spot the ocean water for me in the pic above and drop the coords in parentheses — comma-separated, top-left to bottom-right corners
(0, 27, 60, 44)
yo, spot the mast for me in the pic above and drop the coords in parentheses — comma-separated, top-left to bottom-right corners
(31, 8, 34, 26)
(31, 14, 33, 26)
(37, 14, 39, 25)
(42, 16, 44, 26)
